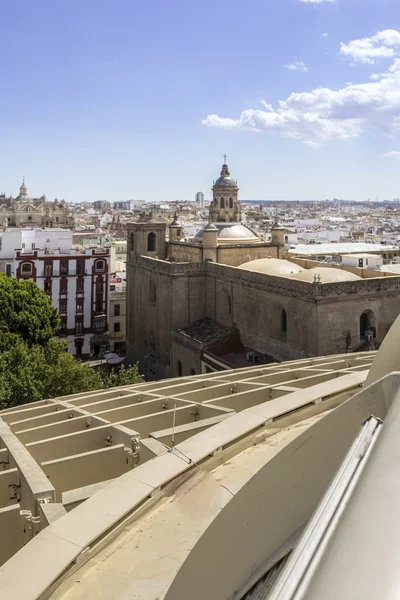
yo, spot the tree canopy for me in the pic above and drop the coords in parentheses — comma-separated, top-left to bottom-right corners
(0, 274, 60, 345)
(0, 334, 143, 409)
(0, 276, 143, 409)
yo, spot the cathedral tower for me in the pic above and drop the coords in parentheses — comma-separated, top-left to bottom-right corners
(209, 159, 242, 223)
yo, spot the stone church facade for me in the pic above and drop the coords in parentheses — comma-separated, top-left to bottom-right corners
(126, 162, 400, 380)
(0, 180, 72, 229)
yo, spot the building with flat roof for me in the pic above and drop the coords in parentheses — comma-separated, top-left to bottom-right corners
(0, 229, 110, 357)
(285, 241, 400, 258)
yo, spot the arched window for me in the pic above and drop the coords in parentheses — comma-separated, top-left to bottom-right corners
(149, 280, 156, 305)
(223, 289, 232, 316)
(220, 198, 225, 209)
(190, 368, 196, 376)
(130, 232, 134, 252)
(96, 260, 104, 271)
(148, 232, 156, 252)
(178, 361, 182, 377)
(281, 309, 287, 335)
(360, 310, 376, 339)
(360, 312, 368, 339)
(229, 197, 233, 209)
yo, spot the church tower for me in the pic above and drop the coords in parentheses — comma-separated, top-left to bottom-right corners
(128, 213, 167, 259)
(209, 159, 242, 223)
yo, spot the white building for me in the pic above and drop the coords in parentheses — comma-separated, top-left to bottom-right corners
(195, 191, 204, 208)
(0, 229, 111, 358)
(341, 253, 384, 270)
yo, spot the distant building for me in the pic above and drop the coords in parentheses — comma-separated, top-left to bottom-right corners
(195, 191, 204, 208)
(0, 180, 72, 229)
(0, 229, 110, 358)
(93, 200, 111, 210)
(113, 201, 134, 211)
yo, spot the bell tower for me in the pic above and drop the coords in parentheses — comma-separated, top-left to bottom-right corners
(128, 213, 167, 259)
(209, 159, 242, 223)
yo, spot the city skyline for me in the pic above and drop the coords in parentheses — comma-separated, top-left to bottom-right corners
(2, 0, 400, 202)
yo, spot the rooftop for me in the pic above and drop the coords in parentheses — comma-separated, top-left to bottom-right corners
(341, 253, 381, 259)
(286, 242, 399, 256)
(177, 317, 233, 346)
(0, 349, 381, 598)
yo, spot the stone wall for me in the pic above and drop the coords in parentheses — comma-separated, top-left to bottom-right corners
(168, 241, 279, 267)
(127, 254, 400, 378)
(169, 243, 202, 263)
(216, 244, 279, 266)
(171, 333, 202, 378)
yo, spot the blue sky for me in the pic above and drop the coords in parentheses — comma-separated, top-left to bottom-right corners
(1, 0, 400, 202)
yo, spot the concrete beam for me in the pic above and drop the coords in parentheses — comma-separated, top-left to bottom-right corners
(0, 504, 24, 566)
(0, 421, 55, 515)
(0, 468, 18, 508)
(41, 444, 132, 502)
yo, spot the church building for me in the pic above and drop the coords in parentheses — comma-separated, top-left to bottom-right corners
(126, 161, 400, 380)
(0, 180, 72, 229)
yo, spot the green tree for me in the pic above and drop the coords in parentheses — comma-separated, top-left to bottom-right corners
(0, 335, 143, 410)
(0, 275, 59, 345)
(0, 276, 143, 410)
(102, 364, 143, 389)
(0, 335, 103, 409)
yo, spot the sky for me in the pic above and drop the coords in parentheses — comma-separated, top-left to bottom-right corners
(2, 0, 400, 203)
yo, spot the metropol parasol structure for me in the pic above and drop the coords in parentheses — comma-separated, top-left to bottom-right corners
(0, 316, 399, 600)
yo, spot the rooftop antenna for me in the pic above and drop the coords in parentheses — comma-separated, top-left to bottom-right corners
(223, 153, 227, 164)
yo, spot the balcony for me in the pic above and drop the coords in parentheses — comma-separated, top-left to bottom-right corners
(110, 331, 125, 339)
(40, 270, 88, 277)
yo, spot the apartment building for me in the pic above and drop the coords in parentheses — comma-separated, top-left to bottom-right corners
(0, 229, 110, 358)
(109, 274, 126, 354)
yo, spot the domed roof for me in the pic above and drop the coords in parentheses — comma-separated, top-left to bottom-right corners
(213, 164, 238, 189)
(271, 221, 284, 230)
(214, 176, 237, 188)
(238, 258, 304, 276)
(195, 222, 259, 242)
(204, 222, 218, 231)
(290, 267, 362, 283)
(16, 179, 31, 201)
(170, 212, 180, 227)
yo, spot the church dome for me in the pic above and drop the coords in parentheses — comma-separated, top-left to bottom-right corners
(213, 164, 238, 189)
(214, 176, 237, 188)
(290, 267, 361, 283)
(195, 222, 259, 242)
(239, 258, 304, 276)
(16, 179, 31, 201)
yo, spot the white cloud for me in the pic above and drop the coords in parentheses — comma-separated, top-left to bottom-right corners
(340, 29, 400, 64)
(321, 33, 329, 37)
(260, 100, 273, 111)
(300, 0, 336, 3)
(304, 140, 321, 149)
(202, 57, 400, 148)
(384, 151, 400, 159)
(286, 61, 308, 72)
